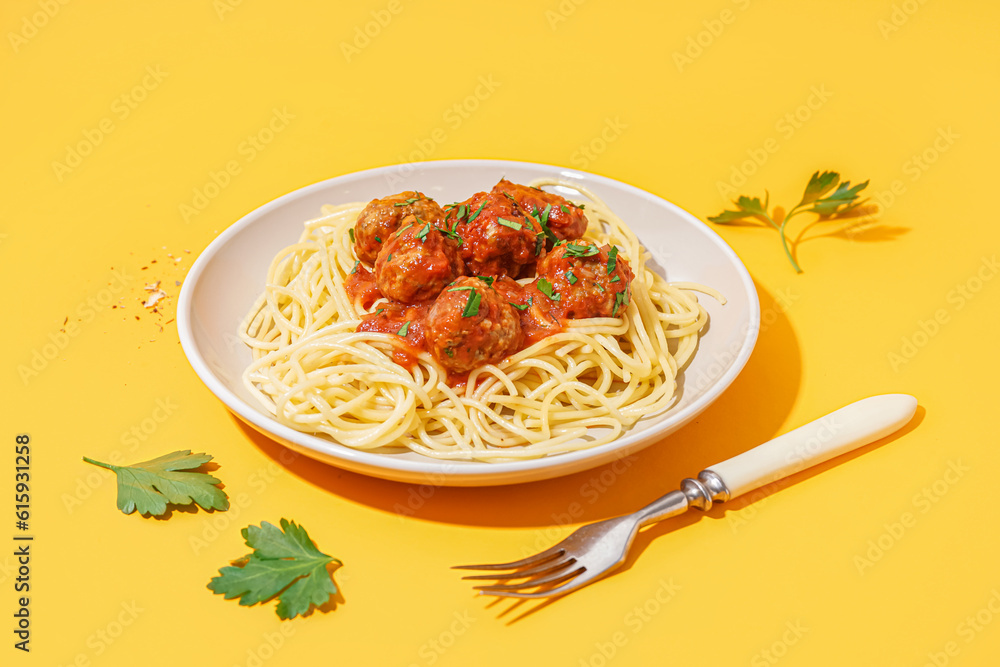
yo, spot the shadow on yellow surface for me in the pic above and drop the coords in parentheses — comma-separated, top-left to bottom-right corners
(233, 281, 814, 529)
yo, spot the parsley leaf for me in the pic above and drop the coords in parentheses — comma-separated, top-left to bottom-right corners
(441, 227, 464, 246)
(607, 246, 619, 274)
(537, 278, 560, 301)
(560, 204, 570, 215)
(351, 260, 359, 274)
(509, 301, 530, 311)
(468, 199, 487, 223)
(563, 243, 599, 259)
(462, 290, 482, 317)
(83, 450, 228, 516)
(208, 519, 341, 620)
(348, 227, 355, 243)
(476, 276, 495, 287)
(567, 270, 577, 285)
(540, 204, 552, 226)
(397, 321, 410, 336)
(497, 218, 521, 230)
(708, 170, 871, 272)
(415, 221, 431, 242)
(395, 223, 414, 237)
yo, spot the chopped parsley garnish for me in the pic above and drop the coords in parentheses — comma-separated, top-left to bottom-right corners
(613, 289, 631, 315)
(476, 276, 495, 287)
(540, 203, 552, 226)
(374, 235, 382, 243)
(531, 205, 559, 244)
(594, 282, 605, 292)
(376, 308, 385, 315)
(395, 223, 414, 237)
(607, 246, 619, 274)
(448, 286, 475, 292)
(461, 290, 482, 317)
(457, 204, 467, 220)
(468, 199, 487, 222)
(564, 243, 599, 258)
(535, 233, 544, 256)
(566, 270, 577, 285)
(348, 227, 355, 243)
(578, 204, 585, 210)
(560, 205, 570, 215)
(393, 196, 420, 207)
(397, 321, 410, 336)
(386, 253, 393, 262)
(350, 260, 359, 274)
(610, 275, 620, 282)
(445, 348, 454, 357)
(537, 278, 560, 301)
(497, 218, 521, 230)
(441, 227, 464, 246)
(509, 300, 530, 311)
(415, 221, 431, 242)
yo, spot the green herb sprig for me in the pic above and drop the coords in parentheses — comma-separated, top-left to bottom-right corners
(709, 170, 870, 272)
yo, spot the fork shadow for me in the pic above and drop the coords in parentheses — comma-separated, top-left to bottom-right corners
(238, 279, 804, 531)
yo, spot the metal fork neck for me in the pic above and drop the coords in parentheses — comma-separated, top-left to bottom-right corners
(635, 470, 732, 527)
(683, 470, 731, 510)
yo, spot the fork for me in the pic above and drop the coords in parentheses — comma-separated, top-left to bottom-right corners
(455, 394, 918, 598)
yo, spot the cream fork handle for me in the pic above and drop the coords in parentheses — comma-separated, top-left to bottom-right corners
(706, 394, 918, 499)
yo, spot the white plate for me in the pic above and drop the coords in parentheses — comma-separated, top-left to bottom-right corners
(177, 160, 760, 486)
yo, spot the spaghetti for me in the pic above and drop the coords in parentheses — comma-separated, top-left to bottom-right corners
(240, 179, 723, 461)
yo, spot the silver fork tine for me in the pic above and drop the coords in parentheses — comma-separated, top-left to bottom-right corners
(459, 557, 577, 581)
(452, 547, 565, 572)
(473, 566, 586, 593)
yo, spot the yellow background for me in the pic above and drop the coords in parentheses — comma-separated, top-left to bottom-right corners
(3, 0, 998, 665)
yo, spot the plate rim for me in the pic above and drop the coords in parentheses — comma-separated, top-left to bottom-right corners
(177, 158, 761, 485)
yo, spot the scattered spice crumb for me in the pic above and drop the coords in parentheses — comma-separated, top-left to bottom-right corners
(63, 316, 69, 325)
(144, 281, 161, 291)
(141, 266, 148, 270)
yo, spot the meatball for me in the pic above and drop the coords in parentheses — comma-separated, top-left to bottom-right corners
(426, 277, 522, 373)
(374, 216, 464, 303)
(354, 191, 445, 264)
(492, 179, 588, 241)
(531, 240, 635, 319)
(448, 190, 543, 278)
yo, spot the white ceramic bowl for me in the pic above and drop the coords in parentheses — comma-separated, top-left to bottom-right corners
(177, 160, 760, 486)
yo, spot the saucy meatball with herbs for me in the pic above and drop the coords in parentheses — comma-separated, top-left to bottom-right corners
(531, 240, 635, 319)
(354, 191, 445, 264)
(374, 216, 464, 303)
(491, 179, 588, 241)
(446, 190, 543, 278)
(425, 277, 522, 373)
